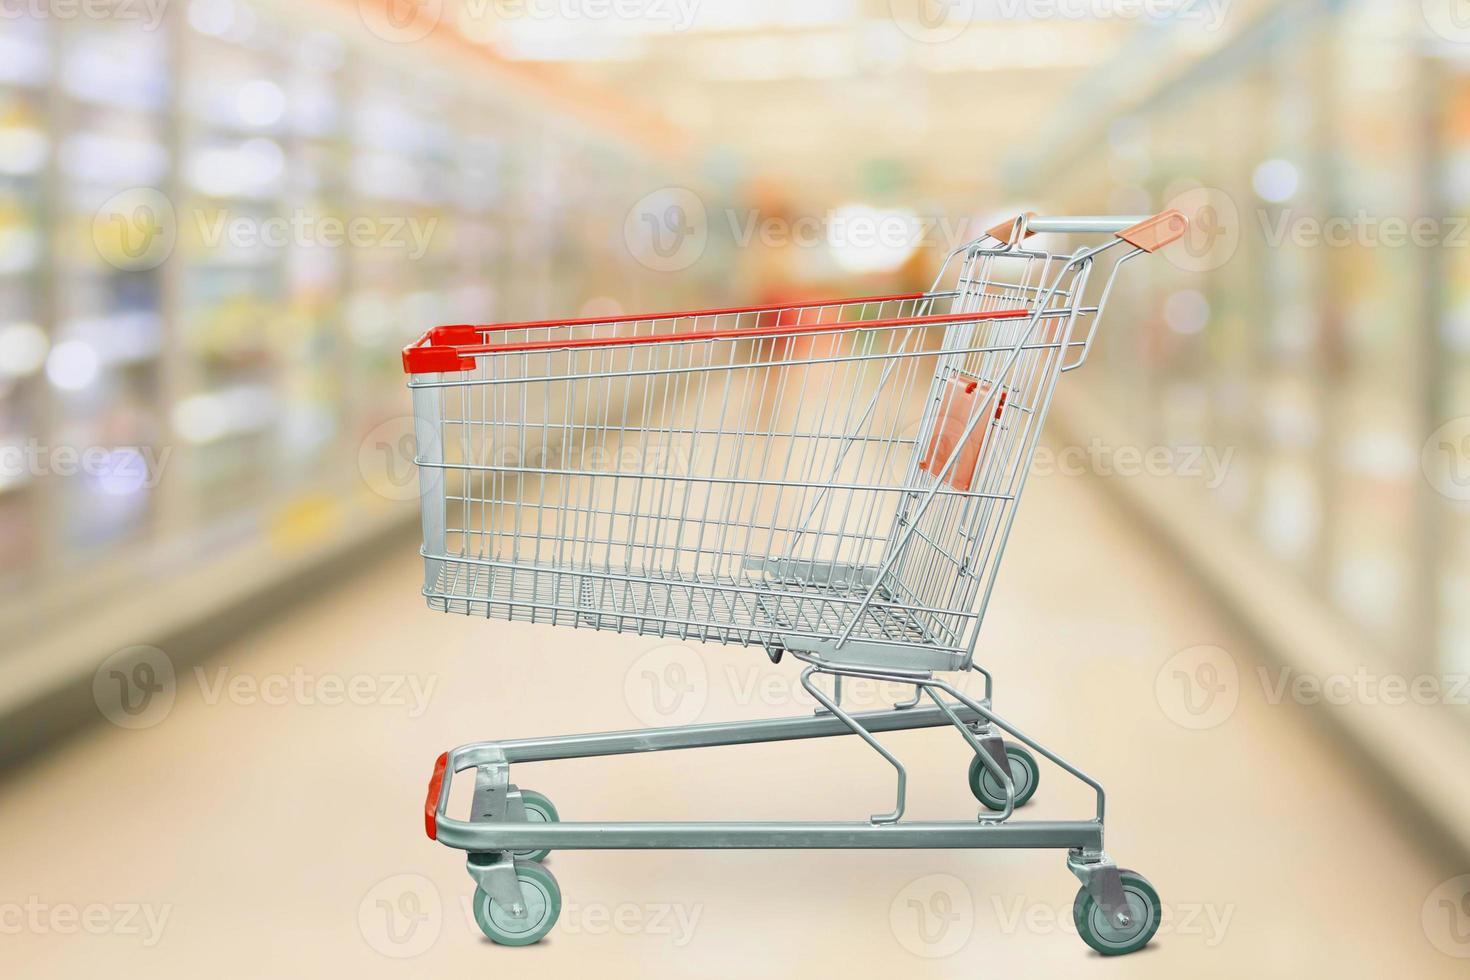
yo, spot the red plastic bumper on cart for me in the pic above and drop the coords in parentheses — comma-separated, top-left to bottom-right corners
(424, 751, 448, 841)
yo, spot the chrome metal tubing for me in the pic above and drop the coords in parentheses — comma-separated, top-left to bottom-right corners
(1025, 215, 1148, 235)
(439, 819, 1104, 852)
(799, 666, 909, 824)
(447, 701, 982, 770)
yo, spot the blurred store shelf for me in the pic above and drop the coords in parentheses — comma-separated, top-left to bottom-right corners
(0, 0, 721, 756)
(1020, 0, 1464, 685)
(1054, 384, 1470, 869)
(1009, 0, 1470, 868)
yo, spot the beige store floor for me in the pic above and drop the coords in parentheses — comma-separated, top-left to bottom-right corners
(2, 465, 1464, 978)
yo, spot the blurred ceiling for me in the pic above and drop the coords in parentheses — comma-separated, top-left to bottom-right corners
(446, 0, 1274, 205)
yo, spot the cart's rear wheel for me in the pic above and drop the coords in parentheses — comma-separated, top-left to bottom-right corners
(1072, 870, 1161, 956)
(969, 744, 1039, 810)
(472, 861, 561, 946)
(513, 790, 558, 863)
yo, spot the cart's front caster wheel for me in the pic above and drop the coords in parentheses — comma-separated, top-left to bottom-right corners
(969, 744, 1039, 810)
(472, 861, 561, 946)
(1073, 870, 1161, 956)
(513, 790, 558, 863)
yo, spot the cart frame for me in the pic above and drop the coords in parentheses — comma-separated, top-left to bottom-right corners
(404, 210, 1189, 956)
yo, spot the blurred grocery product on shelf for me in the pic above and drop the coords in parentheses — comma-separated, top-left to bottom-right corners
(1016, 2, 1468, 698)
(0, 0, 721, 697)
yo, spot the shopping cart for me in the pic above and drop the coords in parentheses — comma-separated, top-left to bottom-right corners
(404, 210, 1188, 955)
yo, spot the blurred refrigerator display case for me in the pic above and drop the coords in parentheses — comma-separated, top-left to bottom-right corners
(346, 68, 458, 432)
(1322, 4, 1426, 661)
(0, 17, 51, 594)
(1252, 37, 1326, 580)
(1033, 0, 1446, 689)
(180, 10, 302, 520)
(0, 0, 717, 674)
(53, 17, 172, 562)
(1434, 43, 1470, 685)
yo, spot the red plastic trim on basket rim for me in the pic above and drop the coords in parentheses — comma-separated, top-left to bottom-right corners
(402, 303, 1031, 374)
(402, 291, 929, 373)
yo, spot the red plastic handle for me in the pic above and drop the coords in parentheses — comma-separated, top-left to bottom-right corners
(425, 751, 448, 841)
(403, 305, 1031, 373)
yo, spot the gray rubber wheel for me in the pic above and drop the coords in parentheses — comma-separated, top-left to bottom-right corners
(1073, 869, 1161, 956)
(968, 744, 1040, 810)
(513, 789, 558, 863)
(472, 861, 561, 946)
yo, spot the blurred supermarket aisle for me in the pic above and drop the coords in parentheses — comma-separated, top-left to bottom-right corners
(6, 0, 1470, 973)
(0, 450, 1462, 978)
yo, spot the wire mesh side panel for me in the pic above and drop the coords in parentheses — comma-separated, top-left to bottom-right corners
(875, 247, 1095, 661)
(411, 312, 1014, 659)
